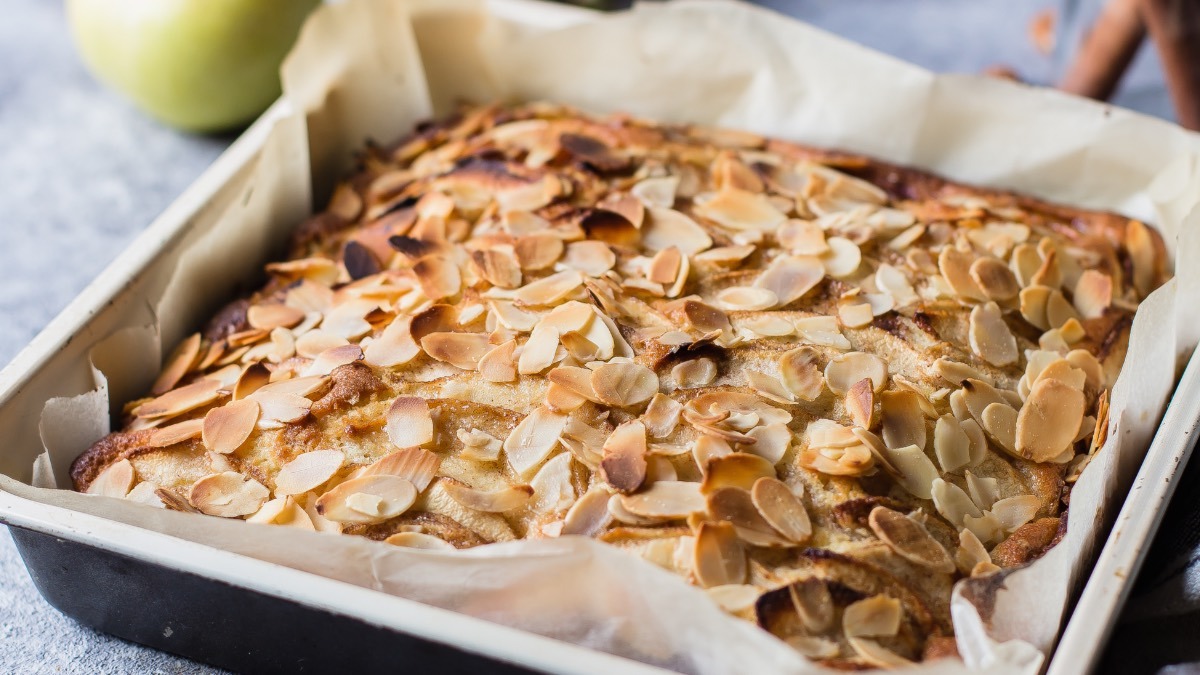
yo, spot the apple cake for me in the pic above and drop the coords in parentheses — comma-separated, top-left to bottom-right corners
(71, 102, 1166, 668)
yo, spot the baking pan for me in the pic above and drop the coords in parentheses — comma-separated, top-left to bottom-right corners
(1, 0, 1198, 672)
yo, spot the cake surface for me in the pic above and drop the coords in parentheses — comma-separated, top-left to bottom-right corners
(72, 102, 1166, 668)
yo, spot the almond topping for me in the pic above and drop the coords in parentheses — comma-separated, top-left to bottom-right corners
(981, 402, 1019, 455)
(843, 595, 902, 638)
(868, 506, 954, 573)
(778, 219, 829, 255)
(619, 481, 705, 519)
(561, 486, 615, 536)
(360, 447, 440, 491)
(151, 333, 201, 395)
(879, 391, 925, 450)
(751, 478, 811, 544)
(478, 339, 518, 383)
(274, 450, 345, 496)
(969, 257, 1020, 301)
(514, 233, 565, 270)
(884, 445, 938, 499)
(600, 420, 648, 493)
(517, 323, 560, 375)
(413, 256, 461, 301)
(513, 269, 585, 306)
(86, 459, 135, 498)
(693, 187, 786, 232)
(504, 406, 568, 479)
(789, 578, 834, 633)
(693, 521, 746, 588)
(315, 475, 417, 524)
(821, 237, 862, 279)
(754, 255, 824, 308)
(648, 246, 683, 285)
(563, 241, 617, 277)
(147, 419, 205, 448)
(701, 453, 776, 494)
(642, 393, 683, 438)
(779, 347, 825, 401)
(824, 352, 887, 395)
(848, 638, 913, 669)
(1016, 378, 1085, 462)
(643, 208, 713, 254)
(931, 478, 982, 527)
(969, 301, 1017, 366)
(939, 247, 985, 301)
(746, 370, 795, 405)
(135, 378, 224, 420)
(247, 304, 305, 331)
(845, 378, 876, 429)
(188, 472, 269, 518)
(441, 478, 534, 513)
(591, 362, 659, 407)
(472, 250, 523, 289)
(304, 343, 364, 377)
(1126, 219, 1158, 296)
(386, 532, 456, 550)
(632, 176, 679, 209)
(420, 332, 491, 370)
(933, 414, 970, 473)
(1019, 285, 1053, 330)
(672, 358, 718, 388)
(250, 391, 312, 425)
(744, 422, 791, 464)
(385, 396, 434, 448)
(202, 398, 260, 455)
(706, 487, 791, 547)
(716, 286, 778, 311)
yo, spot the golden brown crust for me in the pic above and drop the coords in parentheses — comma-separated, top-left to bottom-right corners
(72, 102, 1166, 667)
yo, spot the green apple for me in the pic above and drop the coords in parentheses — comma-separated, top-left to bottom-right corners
(67, 0, 320, 133)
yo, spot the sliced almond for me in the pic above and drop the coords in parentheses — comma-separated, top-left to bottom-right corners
(795, 315, 851, 349)
(848, 638, 914, 669)
(514, 269, 585, 306)
(478, 339, 518, 383)
(600, 420, 648, 493)
(504, 406, 568, 479)
(778, 219, 829, 255)
(472, 249, 523, 289)
(789, 578, 834, 633)
(991, 494, 1042, 532)
(86, 459, 135, 498)
(619, 481, 705, 519)
(845, 378, 876, 429)
(413, 256, 461, 301)
(969, 302, 1017, 366)
(591, 362, 659, 407)
(561, 486, 615, 537)
(934, 358, 993, 387)
(151, 333, 202, 395)
(716, 286, 778, 311)
(135, 378, 224, 420)
(843, 595, 902, 638)
(779, 347, 825, 401)
(247, 304, 305, 331)
(315, 475, 417, 525)
(147, 419, 204, 448)
(363, 316, 420, 367)
(939, 247, 985, 301)
(956, 528, 992, 575)
(799, 443, 873, 476)
(642, 393, 683, 438)
(386, 532, 456, 551)
(981, 402, 1019, 455)
(931, 478, 982, 527)
(824, 352, 887, 395)
(517, 323, 560, 375)
(563, 241, 617, 277)
(385, 396, 434, 448)
(672, 358, 718, 388)
(693, 521, 746, 588)
(250, 390, 312, 425)
(1126, 219, 1158, 296)
(643, 208, 713, 254)
(933, 414, 971, 473)
(706, 585, 761, 614)
(751, 478, 811, 544)
(514, 233, 565, 270)
(701, 453, 776, 494)
(744, 422, 791, 464)
(202, 398, 260, 455)
(884, 445, 939, 499)
(821, 237, 861, 279)
(441, 478, 534, 513)
(1019, 285, 1053, 330)
(969, 257, 1020, 301)
(304, 344, 364, 377)
(706, 487, 791, 547)
(360, 447, 440, 491)
(632, 176, 679, 209)
(965, 470, 1000, 510)
(188, 472, 269, 518)
(1016, 378, 1085, 462)
(868, 506, 954, 573)
(754, 255, 824, 307)
(1074, 269, 1112, 319)
(420, 331, 491, 370)
(693, 187, 786, 232)
(746, 370, 795, 405)
(839, 300, 874, 328)
(880, 391, 925, 450)
(648, 246, 684, 284)
(275, 450, 345, 496)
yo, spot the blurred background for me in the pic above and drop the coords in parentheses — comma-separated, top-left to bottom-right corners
(0, 0, 1183, 672)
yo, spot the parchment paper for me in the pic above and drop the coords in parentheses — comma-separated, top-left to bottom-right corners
(5, 1, 1200, 672)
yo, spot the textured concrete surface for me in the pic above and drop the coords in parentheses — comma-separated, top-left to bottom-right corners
(0, 0, 1173, 673)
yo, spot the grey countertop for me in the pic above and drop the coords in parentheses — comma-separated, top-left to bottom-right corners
(0, 0, 1175, 673)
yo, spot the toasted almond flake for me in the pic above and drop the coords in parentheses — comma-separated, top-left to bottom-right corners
(250, 390, 312, 425)
(295, 329, 347, 360)
(1046, 288, 1081, 328)
(360, 317, 418, 367)
(591, 362, 659, 407)
(201, 398, 260, 455)
(706, 487, 791, 547)
(963, 510, 1006, 544)
(513, 269, 585, 306)
(256, 375, 326, 397)
(643, 208, 713, 254)
(386, 532, 456, 550)
(304, 344, 364, 377)
(315, 475, 417, 524)
(938, 247, 985, 301)
(472, 249, 523, 289)
(739, 315, 795, 338)
(838, 300, 874, 328)
(527, 452, 576, 515)
(1015, 378, 1084, 462)
(965, 470, 1000, 511)
(412, 256, 461, 301)
(151, 333, 202, 395)
(933, 414, 971, 473)
(777, 219, 829, 255)
(693, 521, 746, 588)
(641, 393, 683, 438)
(488, 300, 539, 332)
(969, 257, 1020, 301)
(846, 378, 876, 429)
(385, 396, 434, 448)
(789, 578, 834, 633)
(457, 428, 503, 463)
(745, 370, 794, 405)
(824, 352, 887, 395)
(991, 494, 1042, 532)
(885, 444, 939, 499)
(672, 359, 718, 388)
(360, 447, 440, 491)
(188, 472, 269, 518)
(818, 236, 860, 279)
(931, 478, 982, 527)
(843, 595, 902, 638)
(562, 241, 617, 278)
(777, 347, 824, 401)
(799, 442, 873, 476)
(517, 323, 560, 375)
(561, 486, 614, 537)
(477, 339, 518, 383)
(716, 286, 777, 311)
(751, 477, 811, 544)
(600, 420, 648, 493)
(1127, 220, 1158, 296)
(420, 331, 491, 370)
(795, 315, 852, 349)
(1036, 358, 1087, 391)
(700, 453, 776, 495)
(934, 358, 993, 387)
(630, 175, 679, 209)
(879, 391, 925, 451)
(147, 418, 205, 448)
(706, 585, 761, 613)
(956, 528, 992, 574)
(744, 423, 791, 464)
(694, 244, 756, 265)
(1019, 285, 1053, 330)
(888, 224, 926, 251)
(126, 482, 165, 508)
(754, 255, 824, 307)
(514, 233, 565, 270)
(87, 459, 135, 498)
(648, 247, 683, 285)
(981, 402, 1019, 455)
(868, 506, 955, 573)
(968, 302, 1018, 366)
(545, 382, 587, 412)
(135, 378, 224, 420)
(441, 477, 534, 513)
(619, 481, 705, 519)
(246, 495, 315, 529)
(694, 187, 786, 232)
(275, 450, 344, 496)
(848, 638, 913, 669)
(505, 407, 568, 479)
(962, 418, 988, 467)
(247, 304, 305, 331)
